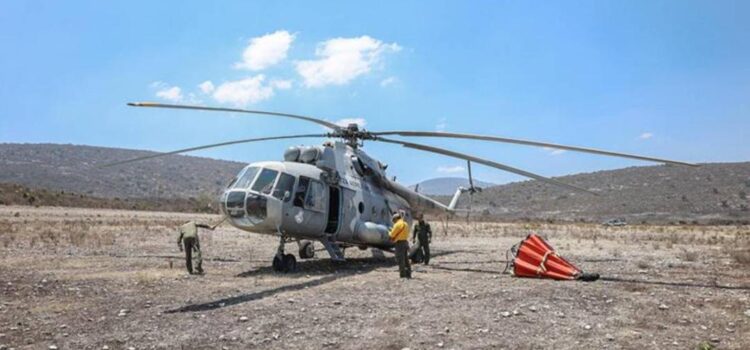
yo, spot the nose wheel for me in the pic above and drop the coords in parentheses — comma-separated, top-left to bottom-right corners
(272, 235, 297, 273)
(272, 253, 297, 272)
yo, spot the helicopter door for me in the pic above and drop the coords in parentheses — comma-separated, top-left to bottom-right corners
(325, 186, 340, 234)
(284, 176, 327, 237)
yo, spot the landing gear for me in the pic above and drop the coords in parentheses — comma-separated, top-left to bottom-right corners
(283, 254, 297, 271)
(299, 240, 315, 259)
(272, 254, 284, 271)
(272, 235, 297, 273)
(272, 253, 297, 272)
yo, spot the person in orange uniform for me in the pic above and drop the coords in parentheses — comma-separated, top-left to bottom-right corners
(389, 212, 412, 279)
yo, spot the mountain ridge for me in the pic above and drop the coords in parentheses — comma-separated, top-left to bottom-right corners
(1, 143, 748, 223)
(409, 177, 496, 195)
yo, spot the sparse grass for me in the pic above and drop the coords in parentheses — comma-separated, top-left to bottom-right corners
(730, 249, 750, 265)
(681, 249, 699, 262)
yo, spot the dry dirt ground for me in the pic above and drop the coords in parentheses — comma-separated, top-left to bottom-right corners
(1, 206, 749, 350)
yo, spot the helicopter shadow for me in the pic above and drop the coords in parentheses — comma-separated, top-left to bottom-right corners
(165, 273, 349, 313)
(166, 249, 467, 313)
(235, 249, 467, 278)
(235, 256, 395, 278)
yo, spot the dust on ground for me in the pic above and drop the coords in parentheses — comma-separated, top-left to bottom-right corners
(1, 206, 749, 349)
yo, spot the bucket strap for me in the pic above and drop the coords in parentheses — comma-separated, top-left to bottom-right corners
(535, 251, 555, 275)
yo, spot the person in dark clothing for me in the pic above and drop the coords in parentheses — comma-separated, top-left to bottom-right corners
(412, 214, 432, 265)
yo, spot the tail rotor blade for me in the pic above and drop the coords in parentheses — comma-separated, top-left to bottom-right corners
(467, 160, 475, 190)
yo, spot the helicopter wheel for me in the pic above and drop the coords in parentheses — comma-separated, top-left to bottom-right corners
(299, 241, 315, 259)
(283, 254, 297, 272)
(272, 254, 284, 272)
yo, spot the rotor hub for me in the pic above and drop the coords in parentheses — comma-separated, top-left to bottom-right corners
(328, 126, 376, 148)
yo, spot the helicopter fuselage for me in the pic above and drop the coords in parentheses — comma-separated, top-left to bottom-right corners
(218, 140, 450, 250)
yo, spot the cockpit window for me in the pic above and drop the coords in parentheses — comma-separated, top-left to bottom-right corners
(272, 173, 295, 201)
(233, 166, 259, 189)
(251, 168, 279, 194)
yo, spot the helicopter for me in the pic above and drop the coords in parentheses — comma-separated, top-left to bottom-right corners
(104, 102, 696, 272)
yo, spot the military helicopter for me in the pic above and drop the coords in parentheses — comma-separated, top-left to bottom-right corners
(105, 102, 696, 272)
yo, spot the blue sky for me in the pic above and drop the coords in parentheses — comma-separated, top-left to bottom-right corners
(1, 1, 749, 185)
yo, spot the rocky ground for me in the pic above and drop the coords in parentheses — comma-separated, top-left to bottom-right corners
(0, 206, 749, 349)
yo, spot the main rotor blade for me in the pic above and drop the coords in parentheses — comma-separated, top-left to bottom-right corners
(99, 133, 327, 168)
(372, 131, 696, 167)
(127, 102, 342, 131)
(375, 137, 598, 195)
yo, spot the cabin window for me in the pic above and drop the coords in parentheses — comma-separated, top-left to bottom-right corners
(305, 180, 326, 212)
(293, 177, 310, 207)
(233, 166, 259, 189)
(251, 168, 279, 194)
(272, 173, 296, 201)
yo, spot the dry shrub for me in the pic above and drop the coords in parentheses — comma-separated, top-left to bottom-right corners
(1, 233, 15, 248)
(730, 249, 750, 265)
(668, 233, 679, 245)
(681, 249, 699, 262)
(67, 229, 87, 247)
(39, 229, 59, 247)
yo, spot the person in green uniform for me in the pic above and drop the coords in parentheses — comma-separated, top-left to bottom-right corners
(412, 214, 432, 265)
(177, 221, 215, 275)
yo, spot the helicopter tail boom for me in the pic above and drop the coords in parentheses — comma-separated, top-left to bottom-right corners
(448, 187, 467, 211)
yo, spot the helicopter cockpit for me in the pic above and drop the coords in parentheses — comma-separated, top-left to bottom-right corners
(222, 165, 292, 227)
(220, 162, 328, 234)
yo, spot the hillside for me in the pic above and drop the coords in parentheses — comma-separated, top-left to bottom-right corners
(0, 183, 216, 213)
(1, 143, 749, 223)
(0, 143, 245, 199)
(439, 162, 750, 224)
(409, 177, 496, 195)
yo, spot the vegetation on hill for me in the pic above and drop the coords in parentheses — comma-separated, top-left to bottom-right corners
(437, 162, 750, 224)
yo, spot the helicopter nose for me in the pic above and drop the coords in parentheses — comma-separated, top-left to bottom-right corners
(223, 190, 246, 218)
(245, 193, 268, 223)
(222, 190, 268, 225)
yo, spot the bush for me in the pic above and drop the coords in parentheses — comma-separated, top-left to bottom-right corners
(730, 249, 750, 265)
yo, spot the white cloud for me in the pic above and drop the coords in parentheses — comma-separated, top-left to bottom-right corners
(380, 76, 397, 87)
(235, 30, 295, 71)
(151, 82, 183, 102)
(543, 147, 566, 156)
(198, 81, 215, 94)
(184, 92, 203, 105)
(639, 132, 654, 140)
(295, 36, 401, 88)
(435, 117, 448, 132)
(212, 75, 275, 107)
(334, 118, 367, 128)
(437, 165, 465, 174)
(270, 79, 293, 90)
